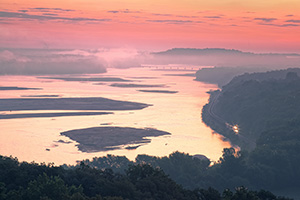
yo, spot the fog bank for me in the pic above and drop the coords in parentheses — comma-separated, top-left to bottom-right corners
(1, 47, 300, 75)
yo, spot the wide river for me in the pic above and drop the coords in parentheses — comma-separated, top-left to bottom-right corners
(0, 67, 231, 165)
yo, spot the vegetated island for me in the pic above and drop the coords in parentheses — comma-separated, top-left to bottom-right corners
(138, 89, 178, 94)
(38, 77, 132, 82)
(0, 97, 150, 111)
(109, 83, 165, 88)
(0, 86, 42, 90)
(0, 112, 112, 120)
(61, 127, 171, 152)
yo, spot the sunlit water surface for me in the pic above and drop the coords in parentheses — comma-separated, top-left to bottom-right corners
(0, 68, 231, 165)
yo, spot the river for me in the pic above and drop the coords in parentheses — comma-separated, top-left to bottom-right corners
(0, 67, 231, 165)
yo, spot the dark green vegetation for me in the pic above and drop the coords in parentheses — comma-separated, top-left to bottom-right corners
(0, 86, 41, 90)
(195, 67, 268, 87)
(224, 68, 300, 88)
(78, 148, 297, 198)
(61, 127, 171, 152)
(138, 90, 178, 94)
(110, 83, 165, 88)
(0, 155, 291, 200)
(201, 68, 300, 197)
(203, 68, 300, 147)
(0, 97, 150, 111)
(0, 112, 112, 120)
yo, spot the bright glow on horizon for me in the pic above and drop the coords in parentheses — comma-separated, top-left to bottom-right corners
(1, 0, 300, 53)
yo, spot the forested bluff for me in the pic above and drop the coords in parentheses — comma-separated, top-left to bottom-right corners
(1, 68, 300, 199)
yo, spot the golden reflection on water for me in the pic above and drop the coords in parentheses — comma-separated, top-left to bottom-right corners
(0, 68, 231, 165)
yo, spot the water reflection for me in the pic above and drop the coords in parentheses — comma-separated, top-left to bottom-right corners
(0, 68, 231, 165)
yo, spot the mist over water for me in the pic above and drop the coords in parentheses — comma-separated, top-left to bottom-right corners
(1, 47, 300, 76)
(0, 68, 231, 165)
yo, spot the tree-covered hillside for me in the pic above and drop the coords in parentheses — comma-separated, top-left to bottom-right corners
(200, 69, 300, 198)
(208, 69, 300, 141)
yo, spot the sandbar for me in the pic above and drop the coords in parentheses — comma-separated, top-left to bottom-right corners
(0, 112, 112, 119)
(39, 77, 131, 82)
(110, 83, 165, 88)
(21, 95, 60, 97)
(61, 127, 171, 152)
(128, 77, 158, 79)
(138, 90, 178, 94)
(0, 86, 42, 90)
(0, 97, 150, 111)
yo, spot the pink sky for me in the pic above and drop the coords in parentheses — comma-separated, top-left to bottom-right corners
(1, 0, 300, 53)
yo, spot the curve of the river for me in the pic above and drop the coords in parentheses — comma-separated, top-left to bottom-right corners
(0, 67, 231, 165)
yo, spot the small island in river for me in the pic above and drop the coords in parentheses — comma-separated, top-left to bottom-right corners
(0, 86, 42, 90)
(61, 127, 171, 152)
(0, 112, 112, 120)
(21, 95, 61, 97)
(0, 97, 150, 111)
(138, 90, 178, 94)
(39, 77, 131, 82)
(109, 83, 165, 88)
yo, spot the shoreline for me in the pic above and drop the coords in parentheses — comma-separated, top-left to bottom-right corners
(201, 90, 255, 151)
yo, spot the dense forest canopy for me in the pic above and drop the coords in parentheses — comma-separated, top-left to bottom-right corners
(0, 154, 292, 200)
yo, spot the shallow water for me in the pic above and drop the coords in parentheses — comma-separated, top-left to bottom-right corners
(0, 68, 231, 165)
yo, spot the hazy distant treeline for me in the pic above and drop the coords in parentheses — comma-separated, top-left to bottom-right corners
(1, 47, 300, 75)
(151, 48, 300, 69)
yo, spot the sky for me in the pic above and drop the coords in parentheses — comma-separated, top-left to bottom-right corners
(1, 0, 300, 53)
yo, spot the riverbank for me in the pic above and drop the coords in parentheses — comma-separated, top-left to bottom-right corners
(202, 90, 255, 150)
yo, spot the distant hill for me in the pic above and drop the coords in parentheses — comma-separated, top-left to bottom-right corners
(152, 48, 252, 56)
(149, 48, 300, 68)
(153, 48, 300, 57)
